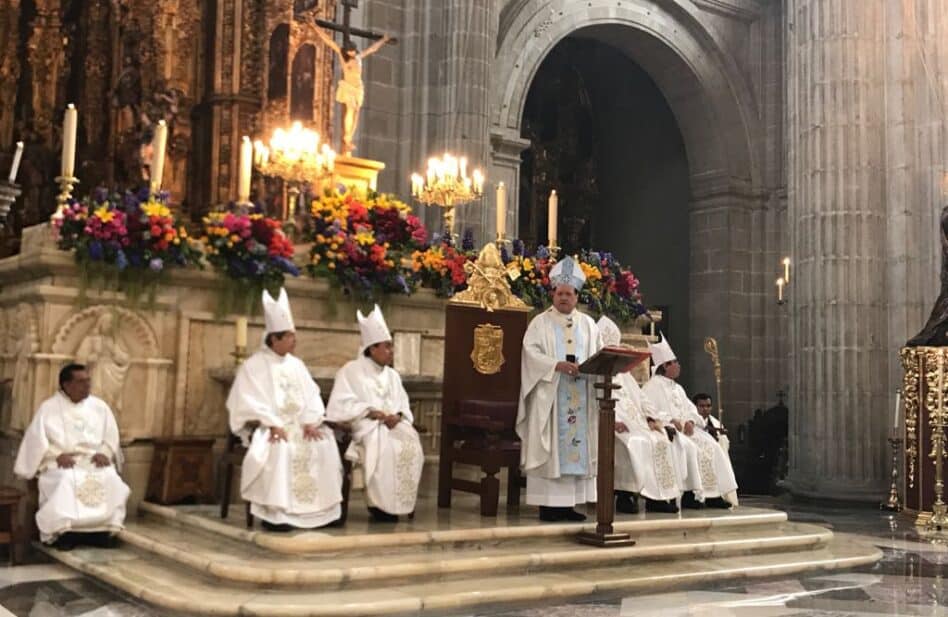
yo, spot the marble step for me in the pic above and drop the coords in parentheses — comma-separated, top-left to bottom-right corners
(117, 518, 834, 587)
(138, 501, 790, 555)
(39, 536, 882, 617)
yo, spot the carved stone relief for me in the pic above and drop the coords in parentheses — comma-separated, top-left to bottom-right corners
(9, 303, 38, 432)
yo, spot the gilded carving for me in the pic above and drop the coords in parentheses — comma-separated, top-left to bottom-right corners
(901, 347, 920, 489)
(451, 244, 530, 312)
(0, 0, 21, 147)
(470, 324, 504, 375)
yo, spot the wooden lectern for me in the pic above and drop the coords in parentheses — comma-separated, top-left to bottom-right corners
(576, 346, 651, 547)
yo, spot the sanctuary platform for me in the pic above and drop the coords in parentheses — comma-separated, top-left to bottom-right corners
(37, 496, 881, 616)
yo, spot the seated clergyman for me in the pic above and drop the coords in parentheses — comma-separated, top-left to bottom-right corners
(597, 316, 680, 515)
(326, 305, 425, 523)
(693, 392, 730, 453)
(14, 363, 131, 550)
(226, 288, 344, 531)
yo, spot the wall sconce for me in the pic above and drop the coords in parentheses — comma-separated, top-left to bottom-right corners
(776, 277, 786, 305)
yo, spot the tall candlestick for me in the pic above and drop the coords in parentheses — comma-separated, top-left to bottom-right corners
(548, 190, 558, 247)
(776, 277, 785, 303)
(8, 141, 23, 183)
(238, 136, 252, 203)
(894, 388, 902, 429)
(61, 104, 77, 178)
(235, 316, 248, 348)
(496, 182, 507, 239)
(782, 257, 791, 284)
(150, 120, 168, 192)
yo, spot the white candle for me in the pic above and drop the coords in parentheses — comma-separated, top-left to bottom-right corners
(235, 316, 248, 349)
(894, 389, 902, 429)
(496, 182, 507, 238)
(150, 120, 168, 191)
(8, 141, 23, 182)
(548, 190, 558, 247)
(411, 173, 423, 197)
(61, 104, 77, 178)
(238, 136, 252, 203)
(783, 257, 791, 284)
(776, 277, 785, 303)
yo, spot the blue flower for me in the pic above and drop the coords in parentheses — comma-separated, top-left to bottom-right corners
(500, 245, 511, 263)
(536, 245, 550, 260)
(275, 257, 300, 276)
(88, 241, 103, 261)
(589, 251, 601, 263)
(461, 229, 475, 251)
(116, 249, 128, 271)
(149, 258, 164, 272)
(396, 274, 410, 294)
(512, 239, 524, 256)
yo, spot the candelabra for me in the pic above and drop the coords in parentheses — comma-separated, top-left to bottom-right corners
(231, 345, 248, 366)
(254, 122, 336, 225)
(0, 181, 21, 230)
(411, 153, 484, 242)
(880, 437, 903, 512)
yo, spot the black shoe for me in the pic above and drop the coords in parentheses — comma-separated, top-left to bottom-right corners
(51, 532, 78, 551)
(261, 520, 295, 532)
(86, 531, 118, 548)
(368, 506, 399, 523)
(645, 498, 679, 513)
(323, 517, 346, 528)
(538, 506, 561, 522)
(561, 507, 587, 522)
(705, 497, 732, 509)
(681, 491, 704, 510)
(615, 491, 639, 514)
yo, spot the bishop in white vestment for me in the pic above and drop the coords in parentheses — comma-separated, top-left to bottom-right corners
(326, 305, 424, 522)
(14, 364, 130, 547)
(642, 335, 738, 509)
(226, 289, 343, 530)
(517, 256, 603, 522)
(597, 317, 680, 514)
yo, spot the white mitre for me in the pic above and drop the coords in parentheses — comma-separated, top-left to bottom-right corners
(357, 304, 392, 352)
(549, 255, 586, 290)
(597, 315, 622, 347)
(263, 288, 295, 334)
(649, 332, 677, 374)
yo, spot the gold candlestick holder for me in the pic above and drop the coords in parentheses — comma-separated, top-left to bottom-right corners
(54, 175, 79, 209)
(549, 244, 561, 261)
(231, 345, 248, 366)
(495, 231, 508, 252)
(880, 437, 903, 512)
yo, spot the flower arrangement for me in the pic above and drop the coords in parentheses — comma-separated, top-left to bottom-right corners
(409, 241, 475, 297)
(52, 188, 200, 303)
(200, 209, 299, 313)
(502, 244, 555, 309)
(308, 187, 426, 300)
(574, 249, 647, 322)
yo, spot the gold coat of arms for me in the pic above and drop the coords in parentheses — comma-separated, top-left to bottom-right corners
(471, 324, 504, 375)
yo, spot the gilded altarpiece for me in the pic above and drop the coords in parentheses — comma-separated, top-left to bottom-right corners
(0, 0, 335, 255)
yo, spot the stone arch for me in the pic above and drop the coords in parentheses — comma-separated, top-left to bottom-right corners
(492, 0, 762, 188)
(51, 305, 160, 357)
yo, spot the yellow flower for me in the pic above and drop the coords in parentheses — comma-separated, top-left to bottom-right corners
(354, 229, 375, 246)
(143, 202, 170, 218)
(523, 258, 534, 271)
(328, 262, 335, 269)
(580, 262, 602, 281)
(94, 206, 114, 223)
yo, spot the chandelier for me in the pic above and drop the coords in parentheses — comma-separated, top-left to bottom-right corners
(253, 121, 336, 185)
(411, 153, 484, 239)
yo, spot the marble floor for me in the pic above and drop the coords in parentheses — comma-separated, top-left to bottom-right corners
(0, 495, 940, 617)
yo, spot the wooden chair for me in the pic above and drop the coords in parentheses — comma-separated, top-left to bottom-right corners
(438, 399, 522, 517)
(0, 486, 24, 565)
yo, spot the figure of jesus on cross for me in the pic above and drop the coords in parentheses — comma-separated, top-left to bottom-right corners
(311, 0, 396, 156)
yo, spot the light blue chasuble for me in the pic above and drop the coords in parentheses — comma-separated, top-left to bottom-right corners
(552, 310, 589, 476)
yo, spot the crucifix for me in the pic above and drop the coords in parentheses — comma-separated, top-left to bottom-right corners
(309, 0, 397, 156)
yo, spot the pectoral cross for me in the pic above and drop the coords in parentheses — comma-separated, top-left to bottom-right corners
(313, 0, 398, 51)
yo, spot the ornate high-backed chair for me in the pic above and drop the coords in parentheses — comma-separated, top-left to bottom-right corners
(437, 244, 530, 516)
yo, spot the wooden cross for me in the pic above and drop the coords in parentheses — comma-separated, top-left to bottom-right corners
(313, 0, 398, 50)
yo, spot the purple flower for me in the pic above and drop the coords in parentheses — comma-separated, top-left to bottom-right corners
(93, 187, 110, 203)
(88, 241, 103, 260)
(149, 257, 164, 272)
(512, 239, 525, 256)
(536, 245, 550, 260)
(116, 249, 128, 271)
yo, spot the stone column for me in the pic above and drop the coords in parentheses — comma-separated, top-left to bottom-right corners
(489, 128, 529, 241)
(785, 0, 889, 500)
(438, 0, 492, 242)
